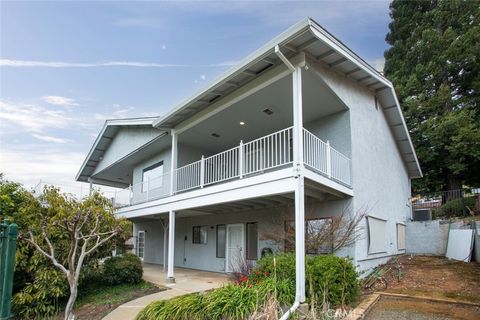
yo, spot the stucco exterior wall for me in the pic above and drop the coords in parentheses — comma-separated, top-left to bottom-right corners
(93, 127, 162, 175)
(405, 220, 449, 255)
(307, 60, 412, 271)
(304, 110, 351, 158)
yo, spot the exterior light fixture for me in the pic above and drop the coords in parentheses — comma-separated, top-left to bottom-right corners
(239, 121, 245, 126)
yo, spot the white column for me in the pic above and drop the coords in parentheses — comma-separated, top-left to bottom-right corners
(167, 210, 175, 282)
(162, 218, 168, 272)
(292, 65, 306, 303)
(170, 130, 178, 195)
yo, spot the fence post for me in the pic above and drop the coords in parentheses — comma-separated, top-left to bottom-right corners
(200, 156, 205, 188)
(239, 141, 244, 179)
(326, 140, 332, 178)
(0, 221, 18, 320)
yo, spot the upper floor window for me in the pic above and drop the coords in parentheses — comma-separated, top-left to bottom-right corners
(142, 161, 164, 192)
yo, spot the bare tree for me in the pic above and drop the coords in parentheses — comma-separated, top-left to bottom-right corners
(22, 188, 129, 320)
(261, 203, 366, 254)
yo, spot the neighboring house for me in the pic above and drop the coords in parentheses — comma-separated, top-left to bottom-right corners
(76, 18, 421, 299)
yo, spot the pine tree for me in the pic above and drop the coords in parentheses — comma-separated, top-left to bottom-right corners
(384, 0, 480, 193)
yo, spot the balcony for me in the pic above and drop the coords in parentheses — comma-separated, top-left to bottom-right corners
(114, 127, 351, 207)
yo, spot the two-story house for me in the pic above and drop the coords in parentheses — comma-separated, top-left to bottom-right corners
(77, 18, 421, 302)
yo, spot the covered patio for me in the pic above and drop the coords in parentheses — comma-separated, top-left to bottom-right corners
(142, 263, 229, 291)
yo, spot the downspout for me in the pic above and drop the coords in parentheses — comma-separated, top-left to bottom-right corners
(275, 44, 302, 320)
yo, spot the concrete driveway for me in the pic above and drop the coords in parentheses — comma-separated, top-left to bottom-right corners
(103, 264, 229, 320)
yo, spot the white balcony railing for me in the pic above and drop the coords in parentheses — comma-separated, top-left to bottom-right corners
(115, 126, 351, 207)
(303, 128, 351, 186)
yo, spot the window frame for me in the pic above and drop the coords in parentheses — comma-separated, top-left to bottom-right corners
(216, 224, 226, 258)
(142, 161, 164, 193)
(246, 222, 258, 260)
(192, 225, 208, 244)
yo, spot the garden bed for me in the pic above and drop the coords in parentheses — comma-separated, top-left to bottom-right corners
(56, 281, 164, 320)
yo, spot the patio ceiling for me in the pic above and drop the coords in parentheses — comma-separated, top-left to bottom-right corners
(179, 70, 347, 154)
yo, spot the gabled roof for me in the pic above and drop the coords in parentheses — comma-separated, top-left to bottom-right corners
(152, 17, 422, 178)
(76, 117, 158, 182)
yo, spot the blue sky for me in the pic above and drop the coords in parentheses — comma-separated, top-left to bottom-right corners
(0, 0, 391, 190)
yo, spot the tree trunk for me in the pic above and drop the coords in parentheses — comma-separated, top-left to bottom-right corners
(446, 174, 462, 191)
(64, 280, 78, 320)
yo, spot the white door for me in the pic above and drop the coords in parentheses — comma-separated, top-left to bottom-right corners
(137, 231, 145, 261)
(226, 224, 245, 273)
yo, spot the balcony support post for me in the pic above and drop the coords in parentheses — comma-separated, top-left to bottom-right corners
(167, 210, 175, 282)
(239, 141, 244, 178)
(200, 156, 205, 188)
(326, 140, 332, 178)
(292, 65, 306, 303)
(170, 130, 178, 195)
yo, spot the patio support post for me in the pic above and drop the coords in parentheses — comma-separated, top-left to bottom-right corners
(167, 210, 175, 282)
(170, 130, 178, 195)
(292, 65, 306, 303)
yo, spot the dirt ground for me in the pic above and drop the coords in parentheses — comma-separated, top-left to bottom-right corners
(377, 255, 480, 304)
(364, 296, 480, 320)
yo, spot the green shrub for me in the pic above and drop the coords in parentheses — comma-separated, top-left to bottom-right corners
(257, 253, 358, 308)
(136, 276, 295, 320)
(307, 255, 359, 308)
(103, 253, 143, 285)
(436, 196, 476, 217)
(256, 252, 296, 281)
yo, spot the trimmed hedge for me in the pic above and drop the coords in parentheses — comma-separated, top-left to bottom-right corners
(103, 253, 143, 285)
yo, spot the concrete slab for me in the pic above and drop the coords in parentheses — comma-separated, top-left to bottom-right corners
(102, 263, 230, 320)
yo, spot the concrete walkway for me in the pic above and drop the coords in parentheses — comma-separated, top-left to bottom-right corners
(103, 264, 229, 320)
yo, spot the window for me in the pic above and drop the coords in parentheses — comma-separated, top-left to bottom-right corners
(192, 226, 208, 244)
(246, 222, 258, 260)
(142, 161, 164, 192)
(216, 224, 226, 258)
(284, 218, 333, 254)
(397, 223, 406, 250)
(306, 218, 333, 254)
(366, 216, 387, 254)
(137, 231, 145, 260)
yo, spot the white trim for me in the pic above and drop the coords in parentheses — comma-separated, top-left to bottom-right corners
(117, 168, 296, 218)
(75, 117, 158, 182)
(167, 210, 175, 280)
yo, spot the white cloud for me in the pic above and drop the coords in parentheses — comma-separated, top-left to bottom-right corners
(32, 133, 70, 144)
(42, 95, 78, 107)
(0, 146, 84, 188)
(93, 105, 136, 121)
(0, 100, 71, 132)
(0, 59, 235, 68)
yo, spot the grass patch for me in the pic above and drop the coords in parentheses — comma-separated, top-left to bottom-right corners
(77, 280, 159, 307)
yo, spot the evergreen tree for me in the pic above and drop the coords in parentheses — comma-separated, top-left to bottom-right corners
(384, 0, 480, 193)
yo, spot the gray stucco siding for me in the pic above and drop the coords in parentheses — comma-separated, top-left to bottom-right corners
(93, 127, 162, 175)
(309, 60, 411, 271)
